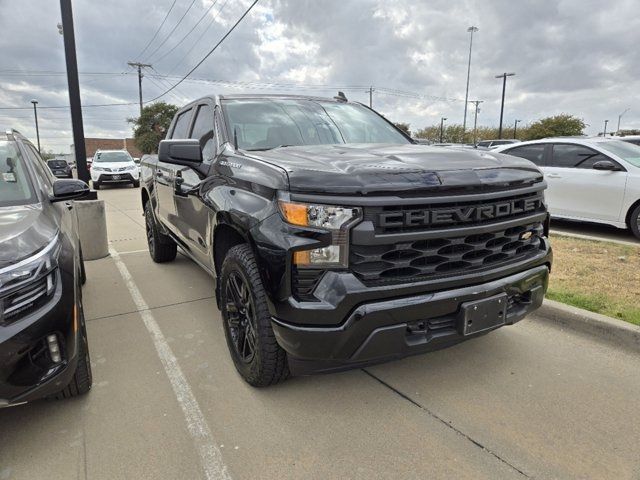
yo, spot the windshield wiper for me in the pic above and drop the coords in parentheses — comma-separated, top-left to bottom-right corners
(245, 145, 296, 152)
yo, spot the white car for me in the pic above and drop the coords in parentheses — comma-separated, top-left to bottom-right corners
(476, 139, 521, 149)
(90, 150, 140, 190)
(493, 137, 640, 238)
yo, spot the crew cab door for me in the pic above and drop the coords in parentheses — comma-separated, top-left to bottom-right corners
(156, 108, 193, 227)
(545, 143, 627, 222)
(172, 102, 221, 268)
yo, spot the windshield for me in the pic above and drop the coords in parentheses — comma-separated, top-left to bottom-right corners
(0, 141, 37, 207)
(596, 140, 640, 168)
(222, 98, 410, 151)
(94, 151, 132, 163)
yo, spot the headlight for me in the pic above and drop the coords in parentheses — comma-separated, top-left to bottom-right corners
(92, 166, 103, 172)
(0, 236, 60, 324)
(278, 198, 361, 268)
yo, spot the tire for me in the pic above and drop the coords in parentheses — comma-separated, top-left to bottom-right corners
(79, 245, 86, 285)
(144, 201, 177, 263)
(220, 244, 289, 387)
(132, 180, 140, 188)
(93, 181, 100, 190)
(629, 203, 640, 239)
(49, 304, 92, 399)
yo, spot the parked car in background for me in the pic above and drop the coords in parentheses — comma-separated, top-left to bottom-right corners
(90, 149, 140, 190)
(476, 139, 521, 149)
(494, 137, 640, 239)
(46, 158, 73, 178)
(613, 135, 640, 147)
(0, 129, 92, 407)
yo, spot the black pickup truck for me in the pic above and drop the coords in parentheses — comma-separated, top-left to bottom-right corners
(140, 94, 552, 386)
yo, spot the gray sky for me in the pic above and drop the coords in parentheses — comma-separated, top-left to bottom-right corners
(1, 0, 639, 152)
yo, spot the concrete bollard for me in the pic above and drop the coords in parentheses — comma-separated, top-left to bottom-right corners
(74, 199, 109, 260)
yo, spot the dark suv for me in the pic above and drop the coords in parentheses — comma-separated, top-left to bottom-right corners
(141, 94, 552, 386)
(47, 159, 73, 178)
(0, 129, 92, 407)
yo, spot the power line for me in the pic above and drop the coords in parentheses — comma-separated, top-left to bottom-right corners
(167, 0, 229, 74)
(144, 0, 199, 62)
(135, 0, 179, 59)
(153, 0, 220, 64)
(147, 0, 260, 103)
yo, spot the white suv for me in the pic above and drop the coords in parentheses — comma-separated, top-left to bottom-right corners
(494, 137, 640, 239)
(90, 150, 140, 190)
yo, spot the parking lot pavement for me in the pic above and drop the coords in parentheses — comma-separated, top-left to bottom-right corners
(550, 218, 639, 246)
(1, 187, 639, 480)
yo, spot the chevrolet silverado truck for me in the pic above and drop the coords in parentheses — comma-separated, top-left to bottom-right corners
(140, 94, 552, 386)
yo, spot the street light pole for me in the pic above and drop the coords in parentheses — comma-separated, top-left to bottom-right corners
(617, 108, 630, 134)
(462, 26, 478, 142)
(471, 100, 483, 145)
(495, 72, 515, 139)
(30, 99, 40, 152)
(439, 117, 447, 143)
(513, 119, 521, 139)
(60, 0, 89, 183)
(603, 119, 609, 137)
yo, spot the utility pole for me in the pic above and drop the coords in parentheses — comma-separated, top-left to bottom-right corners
(462, 26, 478, 142)
(617, 108, 630, 134)
(495, 72, 515, 139)
(513, 119, 521, 139)
(470, 100, 483, 145)
(30, 99, 41, 152)
(439, 117, 447, 143)
(128, 61, 152, 116)
(603, 119, 609, 137)
(60, 0, 89, 183)
(367, 86, 374, 108)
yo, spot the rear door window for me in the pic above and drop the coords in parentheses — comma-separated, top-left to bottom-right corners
(503, 144, 546, 166)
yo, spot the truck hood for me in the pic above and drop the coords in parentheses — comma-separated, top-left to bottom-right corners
(247, 143, 542, 195)
(0, 204, 58, 269)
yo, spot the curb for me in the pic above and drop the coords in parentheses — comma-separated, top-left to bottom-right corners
(550, 229, 639, 248)
(536, 299, 640, 353)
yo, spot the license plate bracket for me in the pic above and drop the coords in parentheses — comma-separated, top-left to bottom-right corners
(112, 175, 121, 180)
(459, 293, 508, 336)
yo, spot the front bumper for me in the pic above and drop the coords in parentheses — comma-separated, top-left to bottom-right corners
(0, 270, 80, 406)
(92, 172, 138, 184)
(272, 264, 549, 375)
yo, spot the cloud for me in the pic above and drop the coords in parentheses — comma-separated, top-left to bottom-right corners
(0, 0, 639, 151)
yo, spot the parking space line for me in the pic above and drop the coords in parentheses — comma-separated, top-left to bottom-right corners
(109, 247, 231, 480)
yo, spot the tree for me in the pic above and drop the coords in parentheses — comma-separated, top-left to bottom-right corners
(128, 102, 179, 154)
(393, 122, 411, 136)
(524, 114, 585, 140)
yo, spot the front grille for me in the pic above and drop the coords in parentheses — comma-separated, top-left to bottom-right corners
(350, 222, 544, 286)
(292, 268, 324, 301)
(364, 190, 545, 234)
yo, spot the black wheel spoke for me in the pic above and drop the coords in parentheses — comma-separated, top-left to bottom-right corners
(228, 274, 244, 309)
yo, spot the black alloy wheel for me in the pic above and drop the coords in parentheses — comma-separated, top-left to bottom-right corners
(224, 271, 257, 363)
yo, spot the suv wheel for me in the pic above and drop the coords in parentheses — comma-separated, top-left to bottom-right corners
(144, 201, 177, 262)
(132, 180, 140, 188)
(93, 181, 100, 190)
(630, 204, 640, 239)
(220, 244, 289, 387)
(49, 303, 92, 399)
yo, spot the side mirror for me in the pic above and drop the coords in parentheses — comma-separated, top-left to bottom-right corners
(592, 160, 620, 171)
(50, 179, 90, 202)
(158, 139, 202, 167)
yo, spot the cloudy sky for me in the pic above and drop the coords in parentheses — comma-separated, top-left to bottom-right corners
(1, 0, 639, 152)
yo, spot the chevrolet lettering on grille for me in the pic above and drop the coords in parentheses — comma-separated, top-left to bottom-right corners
(378, 195, 544, 228)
